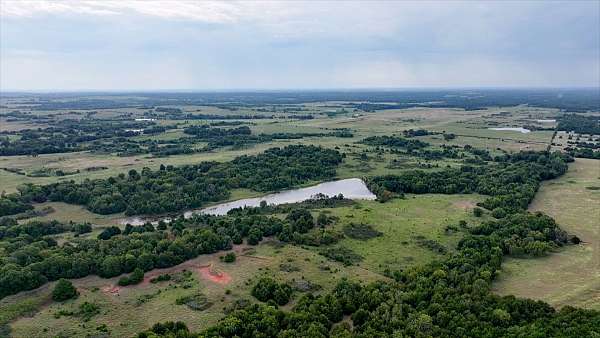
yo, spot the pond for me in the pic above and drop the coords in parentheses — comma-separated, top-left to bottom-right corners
(488, 127, 531, 134)
(119, 178, 376, 225)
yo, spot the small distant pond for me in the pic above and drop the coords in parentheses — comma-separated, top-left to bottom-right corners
(488, 127, 531, 134)
(120, 178, 376, 225)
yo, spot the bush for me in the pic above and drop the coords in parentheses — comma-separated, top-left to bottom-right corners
(98, 226, 121, 240)
(118, 268, 144, 286)
(343, 223, 382, 240)
(319, 246, 363, 266)
(150, 274, 171, 284)
(251, 277, 293, 305)
(72, 222, 92, 235)
(316, 212, 329, 226)
(175, 294, 213, 311)
(222, 252, 236, 263)
(52, 279, 78, 302)
(473, 207, 484, 217)
(78, 301, 100, 321)
(491, 207, 507, 219)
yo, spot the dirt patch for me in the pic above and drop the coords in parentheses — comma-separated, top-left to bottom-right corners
(453, 200, 476, 210)
(197, 264, 232, 285)
(101, 285, 122, 295)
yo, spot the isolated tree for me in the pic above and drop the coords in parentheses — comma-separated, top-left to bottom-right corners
(52, 279, 78, 301)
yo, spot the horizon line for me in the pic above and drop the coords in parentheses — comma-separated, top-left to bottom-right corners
(1, 86, 599, 94)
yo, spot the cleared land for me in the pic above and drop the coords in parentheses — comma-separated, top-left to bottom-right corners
(492, 158, 600, 310)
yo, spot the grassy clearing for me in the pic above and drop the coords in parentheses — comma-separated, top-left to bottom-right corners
(26, 202, 122, 227)
(492, 158, 600, 310)
(0, 286, 52, 337)
(320, 194, 484, 273)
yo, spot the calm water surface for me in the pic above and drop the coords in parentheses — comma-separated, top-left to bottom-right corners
(488, 127, 531, 134)
(120, 178, 375, 225)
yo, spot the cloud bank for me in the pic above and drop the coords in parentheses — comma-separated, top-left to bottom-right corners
(1, 0, 598, 90)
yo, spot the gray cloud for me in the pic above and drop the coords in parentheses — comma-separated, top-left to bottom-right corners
(1, 0, 598, 90)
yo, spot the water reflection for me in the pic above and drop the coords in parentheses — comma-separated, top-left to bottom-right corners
(120, 178, 375, 225)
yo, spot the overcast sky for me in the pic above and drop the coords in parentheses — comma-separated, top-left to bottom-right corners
(1, 0, 599, 91)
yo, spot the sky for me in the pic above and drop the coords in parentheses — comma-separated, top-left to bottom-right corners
(0, 0, 599, 91)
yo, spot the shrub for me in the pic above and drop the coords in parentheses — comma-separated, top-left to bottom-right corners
(118, 268, 144, 286)
(78, 302, 100, 321)
(176, 293, 212, 311)
(319, 246, 363, 266)
(491, 208, 507, 219)
(222, 252, 236, 263)
(343, 223, 382, 240)
(97, 226, 121, 240)
(251, 277, 293, 305)
(52, 279, 78, 302)
(150, 274, 171, 284)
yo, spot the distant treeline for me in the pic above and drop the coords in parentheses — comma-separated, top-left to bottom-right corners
(7, 89, 599, 112)
(0, 145, 343, 216)
(557, 114, 600, 135)
(0, 119, 164, 156)
(183, 125, 352, 150)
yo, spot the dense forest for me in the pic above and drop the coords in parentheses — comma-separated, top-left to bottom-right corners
(557, 114, 600, 135)
(0, 145, 343, 216)
(367, 151, 569, 214)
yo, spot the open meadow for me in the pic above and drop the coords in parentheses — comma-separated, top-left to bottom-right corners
(492, 158, 600, 309)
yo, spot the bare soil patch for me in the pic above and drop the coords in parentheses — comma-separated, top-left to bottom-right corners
(453, 200, 476, 210)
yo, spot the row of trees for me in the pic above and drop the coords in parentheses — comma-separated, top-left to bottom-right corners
(0, 218, 91, 240)
(361, 135, 428, 151)
(0, 145, 343, 217)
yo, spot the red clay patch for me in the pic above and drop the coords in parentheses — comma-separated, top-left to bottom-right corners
(102, 285, 121, 295)
(197, 264, 232, 285)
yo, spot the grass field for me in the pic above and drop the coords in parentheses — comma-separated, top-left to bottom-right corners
(492, 158, 600, 310)
(322, 195, 484, 273)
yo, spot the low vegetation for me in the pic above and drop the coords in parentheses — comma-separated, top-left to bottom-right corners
(51, 279, 78, 302)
